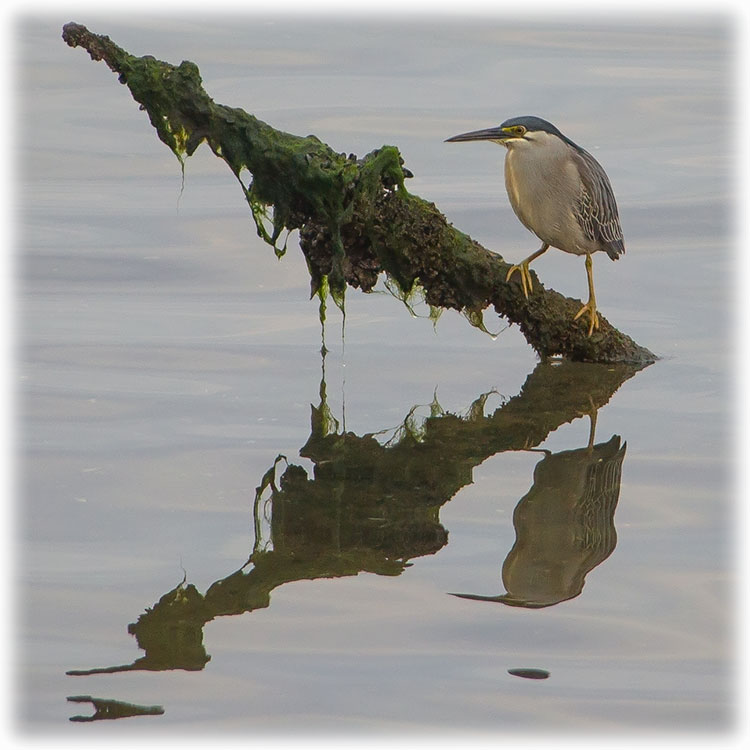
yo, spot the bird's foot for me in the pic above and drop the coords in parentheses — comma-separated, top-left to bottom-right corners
(505, 262, 533, 298)
(573, 300, 600, 337)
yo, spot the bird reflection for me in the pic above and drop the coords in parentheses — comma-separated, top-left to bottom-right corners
(452, 432, 625, 608)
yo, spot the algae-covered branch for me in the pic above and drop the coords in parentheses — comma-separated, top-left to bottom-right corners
(61, 22, 655, 365)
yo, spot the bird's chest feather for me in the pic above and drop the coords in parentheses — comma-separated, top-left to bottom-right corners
(504, 147, 580, 243)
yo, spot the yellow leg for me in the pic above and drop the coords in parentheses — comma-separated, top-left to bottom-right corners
(505, 244, 548, 298)
(586, 397, 598, 451)
(573, 252, 600, 336)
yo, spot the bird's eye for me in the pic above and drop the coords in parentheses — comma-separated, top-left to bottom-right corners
(512, 125, 527, 136)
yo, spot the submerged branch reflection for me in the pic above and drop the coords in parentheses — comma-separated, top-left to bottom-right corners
(66, 358, 645, 679)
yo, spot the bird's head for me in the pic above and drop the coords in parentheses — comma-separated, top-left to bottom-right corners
(446, 115, 573, 151)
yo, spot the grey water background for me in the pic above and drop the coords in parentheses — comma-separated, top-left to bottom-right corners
(17, 14, 733, 733)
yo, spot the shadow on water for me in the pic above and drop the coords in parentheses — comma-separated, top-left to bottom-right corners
(64, 354, 648, 718)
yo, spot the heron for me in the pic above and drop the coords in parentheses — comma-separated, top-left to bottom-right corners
(446, 116, 624, 336)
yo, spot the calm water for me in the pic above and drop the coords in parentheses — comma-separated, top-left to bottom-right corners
(17, 14, 734, 735)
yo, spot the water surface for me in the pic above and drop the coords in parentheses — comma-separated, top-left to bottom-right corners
(17, 15, 733, 734)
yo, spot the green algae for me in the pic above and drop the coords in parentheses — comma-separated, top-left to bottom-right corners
(62, 23, 407, 314)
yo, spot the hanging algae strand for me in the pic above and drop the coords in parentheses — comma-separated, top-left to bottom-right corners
(60, 23, 409, 313)
(381, 276, 443, 327)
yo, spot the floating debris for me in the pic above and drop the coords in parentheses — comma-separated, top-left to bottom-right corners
(508, 668, 550, 680)
(67, 695, 164, 722)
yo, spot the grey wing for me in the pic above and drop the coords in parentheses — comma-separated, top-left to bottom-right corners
(572, 149, 624, 260)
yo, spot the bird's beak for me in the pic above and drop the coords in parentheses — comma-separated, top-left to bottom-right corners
(449, 592, 553, 608)
(449, 592, 505, 601)
(445, 126, 509, 143)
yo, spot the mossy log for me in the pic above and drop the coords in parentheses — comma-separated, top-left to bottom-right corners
(62, 22, 656, 365)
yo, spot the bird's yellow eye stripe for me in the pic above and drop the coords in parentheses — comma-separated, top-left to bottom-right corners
(503, 125, 527, 136)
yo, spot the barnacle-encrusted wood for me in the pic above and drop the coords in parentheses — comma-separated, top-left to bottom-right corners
(62, 22, 656, 364)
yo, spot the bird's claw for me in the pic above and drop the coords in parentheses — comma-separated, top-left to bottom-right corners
(574, 301, 600, 337)
(505, 263, 533, 299)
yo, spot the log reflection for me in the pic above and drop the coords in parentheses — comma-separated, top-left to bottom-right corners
(66, 358, 644, 678)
